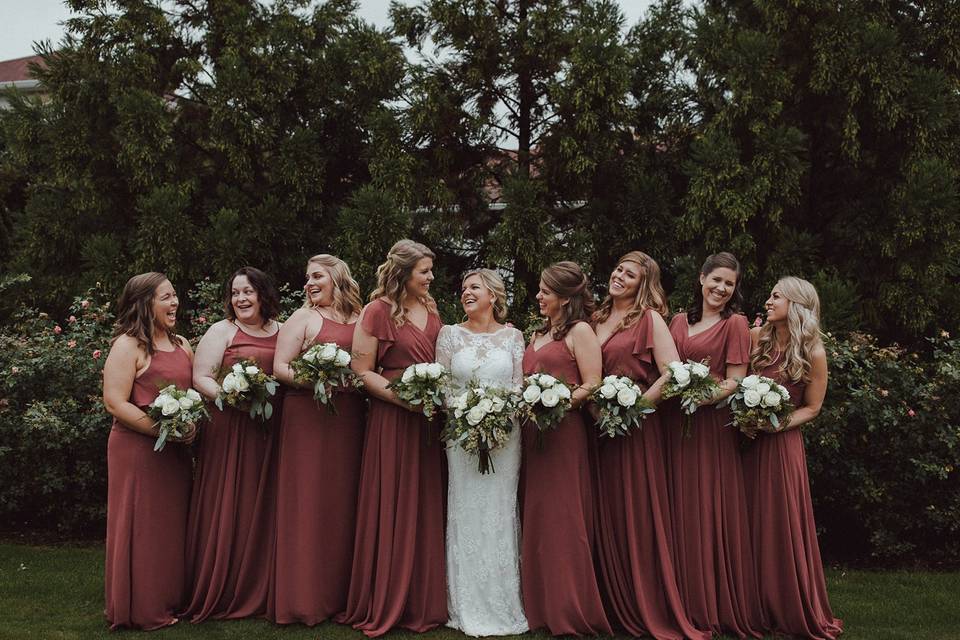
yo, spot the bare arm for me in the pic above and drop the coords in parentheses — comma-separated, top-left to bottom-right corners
(567, 322, 602, 410)
(777, 346, 827, 432)
(274, 308, 312, 387)
(351, 309, 410, 410)
(645, 312, 681, 405)
(192, 321, 233, 400)
(103, 336, 158, 437)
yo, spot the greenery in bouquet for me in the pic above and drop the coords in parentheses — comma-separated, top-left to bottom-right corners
(592, 375, 655, 438)
(147, 385, 208, 451)
(661, 359, 720, 435)
(290, 341, 360, 413)
(722, 374, 793, 433)
(214, 358, 279, 421)
(443, 383, 519, 474)
(518, 372, 573, 448)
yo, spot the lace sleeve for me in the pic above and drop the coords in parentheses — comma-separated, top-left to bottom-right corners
(510, 328, 525, 388)
(436, 325, 454, 370)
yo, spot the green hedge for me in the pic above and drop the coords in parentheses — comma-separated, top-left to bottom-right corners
(1, 289, 958, 566)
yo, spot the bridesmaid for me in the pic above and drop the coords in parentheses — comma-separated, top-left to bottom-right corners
(102, 272, 195, 629)
(520, 261, 611, 636)
(182, 266, 281, 621)
(270, 254, 365, 625)
(591, 252, 710, 640)
(666, 252, 763, 638)
(742, 277, 842, 639)
(337, 239, 447, 637)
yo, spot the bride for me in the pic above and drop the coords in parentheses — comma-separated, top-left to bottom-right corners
(435, 269, 528, 636)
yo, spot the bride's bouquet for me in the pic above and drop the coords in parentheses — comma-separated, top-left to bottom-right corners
(518, 372, 573, 448)
(661, 359, 720, 436)
(591, 375, 655, 438)
(388, 363, 450, 444)
(290, 342, 360, 413)
(443, 384, 519, 474)
(215, 358, 280, 421)
(722, 374, 793, 433)
(148, 385, 208, 451)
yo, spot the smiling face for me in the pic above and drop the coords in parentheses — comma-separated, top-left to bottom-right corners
(609, 260, 642, 300)
(536, 279, 567, 319)
(699, 266, 738, 313)
(152, 279, 178, 331)
(765, 285, 790, 323)
(230, 275, 262, 324)
(460, 273, 495, 320)
(305, 262, 335, 308)
(405, 257, 435, 299)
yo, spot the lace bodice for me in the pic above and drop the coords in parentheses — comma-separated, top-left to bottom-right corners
(435, 325, 525, 391)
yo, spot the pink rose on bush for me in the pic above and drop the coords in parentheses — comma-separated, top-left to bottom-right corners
(67, 340, 77, 348)
(92, 349, 102, 359)
(68, 315, 77, 323)
(54, 325, 62, 334)
(81, 300, 91, 309)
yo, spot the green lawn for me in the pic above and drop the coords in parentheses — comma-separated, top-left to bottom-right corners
(0, 543, 957, 639)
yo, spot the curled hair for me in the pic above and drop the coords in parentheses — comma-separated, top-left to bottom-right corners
(462, 268, 508, 324)
(370, 239, 437, 327)
(224, 266, 281, 327)
(688, 252, 744, 324)
(303, 254, 363, 320)
(592, 251, 669, 330)
(537, 261, 595, 341)
(751, 276, 823, 383)
(112, 272, 182, 355)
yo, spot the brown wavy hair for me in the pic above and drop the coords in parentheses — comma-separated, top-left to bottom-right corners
(536, 261, 595, 340)
(370, 239, 437, 327)
(688, 252, 744, 325)
(112, 272, 183, 355)
(462, 268, 508, 324)
(751, 276, 823, 383)
(223, 266, 281, 327)
(592, 251, 669, 330)
(303, 254, 363, 320)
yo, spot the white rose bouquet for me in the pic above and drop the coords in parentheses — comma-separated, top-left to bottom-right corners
(661, 359, 721, 436)
(215, 358, 280, 422)
(591, 375, 656, 438)
(147, 385, 208, 452)
(387, 361, 450, 423)
(290, 342, 360, 413)
(722, 374, 793, 433)
(518, 372, 573, 448)
(442, 383, 519, 474)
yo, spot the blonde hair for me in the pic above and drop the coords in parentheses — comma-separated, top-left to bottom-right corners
(536, 261, 595, 341)
(592, 251, 669, 330)
(370, 239, 437, 326)
(304, 254, 363, 320)
(462, 268, 508, 323)
(751, 276, 823, 383)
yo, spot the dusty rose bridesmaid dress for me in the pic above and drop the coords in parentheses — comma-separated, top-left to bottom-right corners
(742, 354, 843, 639)
(336, 298, 447, 637)
(519, 334, 611, 636)
(666, 312, 763, 638)
(105, 344, 193, 630)
(182, 326, 279, 621)
(269, 318, 366, 625)
(595, 310, 711, 640)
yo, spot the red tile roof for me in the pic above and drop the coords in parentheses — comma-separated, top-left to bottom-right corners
(0, 55, 46, 83)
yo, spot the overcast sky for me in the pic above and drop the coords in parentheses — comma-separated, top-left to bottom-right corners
(0, 0, 654, 62)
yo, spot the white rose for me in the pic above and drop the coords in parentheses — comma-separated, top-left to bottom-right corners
(777, 385, 790, 399)
(540, 387, 560, 408)
(491, 397, 505, 412)
(743, 389, 763, 408)
(186, 389, 201, 402)
(414, 363, 429, 377)
(221, 374, 237, 394)
(334, 350, 351, 367)
(151, 395, 165, 408)
(425, 362, 444, 379)
(599, 384, 617, 399)
(691, 362, 710, 378)
(477, 398, 494, 413)
(319, 343, 338, 362)
(556, 384, 571, 400)
(668, 361, 685, 372)
(756, 382, 771, 395)
(234, 375, 250, 392)
(466, 406, 485, 426)
(232, 362, 244, 374)
(673, 368, 691, 387)
(522, 385, 542, 404)
(302, 348, 318, 363)
(538, 374, 557, 387)
(617, 387, 638, 407)
(603, 375, 619, 384)
(244, 365, 259, 376)
(401, 366, 416, 383)
(762, 391, 782, 408)
(179, 396, 195, 410)
(741, 375, 760, 389)
(161, 397, 181, 416)
(454, 408, 464, 419)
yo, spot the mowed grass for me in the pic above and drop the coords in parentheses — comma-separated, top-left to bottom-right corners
(0, 543, 958, 639)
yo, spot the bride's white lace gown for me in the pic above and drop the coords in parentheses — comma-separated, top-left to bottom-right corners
(435, 324, 529, 636)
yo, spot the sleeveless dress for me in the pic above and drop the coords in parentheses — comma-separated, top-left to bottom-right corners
(595, 310, 711, 640)
(435, 325, 528, 637)
(336, 299, 447, 637)
(519, 336, 611, 636)
(742, 354, 843, 639)
(182, 326, 280, 621)
(270, 318, 366, 625)
(105, 344, 193, 630)
(667, 313, 763, 638)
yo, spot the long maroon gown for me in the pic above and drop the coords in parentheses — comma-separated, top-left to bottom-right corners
(595, 310, 711, 640)
(667, 312, 763, 638)
(336, 298, 447, 637)
(519, 334, 612, 636)
(105, 344, 193, 630)
(742, 354, 843, 639)
(270, 318, 366, 625)
(182, 326, 279, 621)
